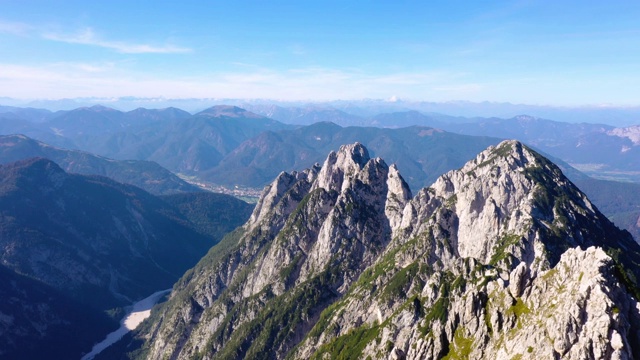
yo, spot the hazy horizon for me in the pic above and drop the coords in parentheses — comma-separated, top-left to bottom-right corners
(1, 1, 639, 106)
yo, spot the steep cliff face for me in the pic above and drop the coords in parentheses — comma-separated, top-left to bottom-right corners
(136, 141, 640, 360)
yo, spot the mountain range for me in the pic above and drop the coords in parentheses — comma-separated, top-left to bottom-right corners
(1, 103, 638, 184)
(239, 107, 640, 183)
(205, 122, 501, 189)
(115, 141, 640, 359)
(1, 103, 638, 241)
(3, 97, 640, 126)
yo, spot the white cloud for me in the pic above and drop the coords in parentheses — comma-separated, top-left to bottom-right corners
(43, 27, 191, 54)
(0, 62, 489, 102)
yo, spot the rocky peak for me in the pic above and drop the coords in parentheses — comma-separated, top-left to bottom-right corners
(246, 170, 300, 231)
(411, 140, 605, 274)
(136, 140, 640, 360)
(243, 143, 409, 291)
(313, 142, 371, 192)
(386, 163, 412, 232)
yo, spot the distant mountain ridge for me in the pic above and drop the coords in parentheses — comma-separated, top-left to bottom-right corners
(3, 97, 639, 126)
(1, 103, 637, 181)
(55, 105, 292, 174)
(205, 122, 501, 191)
(0, 134, 200, 195)
(4, 102, 636, 181)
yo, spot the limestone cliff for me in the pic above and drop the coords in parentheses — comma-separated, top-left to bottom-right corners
(134, 141, 640, 360)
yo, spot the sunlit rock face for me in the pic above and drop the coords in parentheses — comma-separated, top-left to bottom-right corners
(138, 141, 640, 360)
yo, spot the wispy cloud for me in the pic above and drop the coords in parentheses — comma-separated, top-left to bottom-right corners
(43, 27, 191, 54)
(50, 61, 117, 73)
(0, 20, 31, 35)
(0, 18, 191, 54)
(0, 61, 487, 101)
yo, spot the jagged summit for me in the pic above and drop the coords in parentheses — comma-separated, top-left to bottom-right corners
(248, 142, 411, 234)
(429, 140, 630, 267)
(134, 140, 640, 360)
(314, 142, 372, 192)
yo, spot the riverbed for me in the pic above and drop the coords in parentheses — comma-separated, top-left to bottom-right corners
(81, 289, 171, 360)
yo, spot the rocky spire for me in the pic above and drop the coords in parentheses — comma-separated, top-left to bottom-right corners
(313, 142, 371, 193)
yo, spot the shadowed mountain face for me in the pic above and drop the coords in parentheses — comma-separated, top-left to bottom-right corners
(0, 157, 216, 308)
(0, 263, 117, 360)
(571, 177, 640, 242)
(129, 141, 640, 360)
(0, 157, 254, 359)
(159, 192, 254, 240)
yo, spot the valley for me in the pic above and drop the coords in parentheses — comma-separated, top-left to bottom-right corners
(0, 156, 252, 359)
(81, 289, 171, 360)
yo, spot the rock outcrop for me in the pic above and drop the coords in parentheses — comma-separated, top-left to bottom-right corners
(134, 141, 640, 360)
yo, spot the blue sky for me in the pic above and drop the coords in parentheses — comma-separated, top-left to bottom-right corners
(1, 0, 639, 105)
